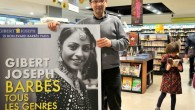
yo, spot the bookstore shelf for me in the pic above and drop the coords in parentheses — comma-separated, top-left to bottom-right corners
(120, 58, 153, 94)
(139, 33, 168, 74)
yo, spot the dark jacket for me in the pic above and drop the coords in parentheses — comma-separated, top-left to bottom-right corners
(185, 33, 195, 54)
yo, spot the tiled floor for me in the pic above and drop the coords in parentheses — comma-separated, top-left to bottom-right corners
(121, 59, 195, 110)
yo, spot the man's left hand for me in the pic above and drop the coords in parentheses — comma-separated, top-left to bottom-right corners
(96, 37, 112, 48)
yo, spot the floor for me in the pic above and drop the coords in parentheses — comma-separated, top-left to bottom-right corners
(121, 59, 195, 110)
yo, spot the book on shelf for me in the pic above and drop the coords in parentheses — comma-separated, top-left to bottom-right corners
(149, 34, 157, 40)
(122, 77, 132, 90)
(156, 34, 167, 40)
(129, 63, 141, 77)
(153, 65, 160, 71)
(120, 63, 130, 75)
(132, 78, 142, 92)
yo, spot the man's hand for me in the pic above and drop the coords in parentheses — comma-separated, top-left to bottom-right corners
(96, 37, 112, 48)
(48, 21, 60, 31)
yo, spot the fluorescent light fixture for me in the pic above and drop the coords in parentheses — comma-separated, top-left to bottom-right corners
(152, 9, 157, 13)
(143, 4, 162, 14)
(30, 12, 34, 15)
(157, 12, 162, 14)
(145, 5, 151, 9)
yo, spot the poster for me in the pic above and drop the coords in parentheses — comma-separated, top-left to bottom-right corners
(129, 32, 139, 46)
(0, 25, 101, 110)
(131, 0, 143, 26)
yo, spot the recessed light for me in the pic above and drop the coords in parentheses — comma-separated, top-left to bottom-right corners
(145, 6, 151, 9)
(157, 12, 162, 14)
(152, 10, 157, 13)
(30, 12, 34, 15)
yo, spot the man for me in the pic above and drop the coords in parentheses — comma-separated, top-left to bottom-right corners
(48, 0, 129, 110)
(185, 33, 195, 86)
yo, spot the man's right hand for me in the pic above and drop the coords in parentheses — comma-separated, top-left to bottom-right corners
(48, 21, 60, 31)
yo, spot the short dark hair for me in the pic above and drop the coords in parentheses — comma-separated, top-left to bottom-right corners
(165, 42, 180, 54)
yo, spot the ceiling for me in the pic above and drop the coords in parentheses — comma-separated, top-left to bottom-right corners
(0, 0, 195, 24)
(105, 2, 173, 15)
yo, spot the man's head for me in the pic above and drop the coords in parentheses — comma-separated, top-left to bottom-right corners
(89, 0, 107, 18)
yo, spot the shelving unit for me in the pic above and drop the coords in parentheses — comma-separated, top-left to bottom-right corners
(120, 58, 153, 94)
(139, 33, 169, 74)
(124, 24, 195, 77)
(167, 28, 195, 57)
(141, 28, 195, 58)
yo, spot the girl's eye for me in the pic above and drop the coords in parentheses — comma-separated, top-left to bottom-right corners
(68, 44, 79, 50)
(83, 45, 90, 52)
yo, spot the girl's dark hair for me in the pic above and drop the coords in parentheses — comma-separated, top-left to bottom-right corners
(165, 42, 180, 54)
(58, 27, 96, 49)
(58, 27, 98, 79)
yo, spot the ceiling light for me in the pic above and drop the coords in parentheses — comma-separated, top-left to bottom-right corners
(30, 12, 34, 15)
(157, 12, 162, 14)
(143, 5, 162, 14)
(152, 9, 157, 13)
(145, 5, 151, 9)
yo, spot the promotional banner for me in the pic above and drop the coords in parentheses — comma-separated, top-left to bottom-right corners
(131, 0, 143, 26)
(0, 25, 101, 110)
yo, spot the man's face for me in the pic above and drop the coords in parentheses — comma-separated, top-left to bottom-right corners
(90, 0, 107, 17)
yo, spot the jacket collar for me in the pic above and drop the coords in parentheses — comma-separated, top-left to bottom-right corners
(93, 12, 108, 20)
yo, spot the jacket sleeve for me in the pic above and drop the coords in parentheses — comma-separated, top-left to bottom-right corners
(111, 18, 129, 51)
(185, 36, 190, 54)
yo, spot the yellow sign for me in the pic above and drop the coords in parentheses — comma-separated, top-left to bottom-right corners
(155, 24, 164, 33)
(79, 0, 85, 4)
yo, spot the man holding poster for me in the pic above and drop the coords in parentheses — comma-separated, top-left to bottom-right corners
(48, 0, 129, 110)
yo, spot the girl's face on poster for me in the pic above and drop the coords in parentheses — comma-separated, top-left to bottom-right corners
(61, 30, 90, 71)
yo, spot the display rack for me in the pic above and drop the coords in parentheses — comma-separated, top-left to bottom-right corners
(120, 58, 153, 94)
(167, 28, 195, 57)
(139, 33, 169, 75)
